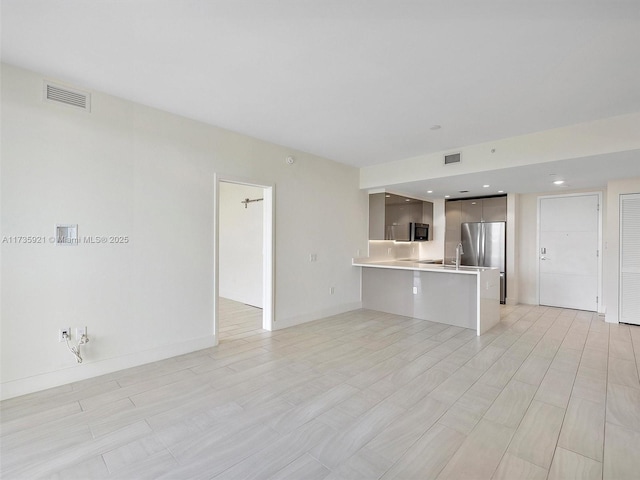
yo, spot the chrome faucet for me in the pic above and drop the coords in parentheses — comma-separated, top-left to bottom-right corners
(455, 242, 464, 269)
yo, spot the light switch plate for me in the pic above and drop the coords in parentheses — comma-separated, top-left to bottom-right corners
(56, 224, 78, 246)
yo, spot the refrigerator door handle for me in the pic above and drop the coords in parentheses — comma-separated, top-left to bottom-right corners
(479, 223, 486, 266)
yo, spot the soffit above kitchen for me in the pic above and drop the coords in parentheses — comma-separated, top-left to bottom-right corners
(2, 1, 639, 171)
(386, 149, 640, 200)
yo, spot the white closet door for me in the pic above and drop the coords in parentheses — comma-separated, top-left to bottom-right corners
(620, 193, 640, 325)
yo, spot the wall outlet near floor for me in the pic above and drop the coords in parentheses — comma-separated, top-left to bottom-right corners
(59, 327, 71, 342)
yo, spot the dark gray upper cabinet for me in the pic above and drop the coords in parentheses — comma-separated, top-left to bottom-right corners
(369, 193, 433, 240)
(460, 199, 483, 223)
(456, 196, 507, 223)
(369, 193, 386, 240)
(481, 196, 507, 222)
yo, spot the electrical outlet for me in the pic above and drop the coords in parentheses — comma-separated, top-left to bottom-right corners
(59, 327, 71, 342)
(309, 253, 317, 262)
(412, 286, 418, 295)
(75, 326, 87, 339)
(329, 286, 335, 295)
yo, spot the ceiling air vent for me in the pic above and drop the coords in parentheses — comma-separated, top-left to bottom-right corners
(444, 152, 461, 165)
(43, 81, 91, 112)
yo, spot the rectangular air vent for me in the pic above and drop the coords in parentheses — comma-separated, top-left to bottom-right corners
(43, 81, 91, 112)
(444, 152, 461, 165)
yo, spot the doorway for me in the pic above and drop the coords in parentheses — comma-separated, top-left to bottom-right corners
(214, 175, 274, 343)
(538, 193, 601, 311)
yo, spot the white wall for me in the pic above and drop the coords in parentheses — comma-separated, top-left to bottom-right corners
(219, 182, 263, 308)
(506, 193, 519, 305)
(0, 63, 368, 399)
(604, 176, 640, 323)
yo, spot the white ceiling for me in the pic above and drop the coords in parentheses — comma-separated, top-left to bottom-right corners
(2, 1, 640, 192)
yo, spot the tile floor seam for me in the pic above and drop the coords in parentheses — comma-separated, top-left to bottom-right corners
(2, 304, 632, 479)
(544, 314, 598, 471)
(424, 311, 556, 475)
(602, 317, 612, 476)
(490, 312, 583, 475)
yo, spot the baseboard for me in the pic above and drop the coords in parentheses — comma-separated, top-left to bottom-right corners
(0, 334, 216, 401)
(273, 301, 363, 330)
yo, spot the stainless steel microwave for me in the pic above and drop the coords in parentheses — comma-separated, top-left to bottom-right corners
(410, 222, 429, 241)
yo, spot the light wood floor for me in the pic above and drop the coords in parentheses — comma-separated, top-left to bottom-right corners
(2, 302, 640, 479)
(218, 297, 263, 343)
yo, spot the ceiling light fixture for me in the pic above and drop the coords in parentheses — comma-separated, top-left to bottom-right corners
(553, 180, 565, 185)
(498, 190, 504, 193)
(444, 195, 451, 198)
(483, 185, 490, 188)
(427, 190, 433, 194)
(405, 199, 411, 202)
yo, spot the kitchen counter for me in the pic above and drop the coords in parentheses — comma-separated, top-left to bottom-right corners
(353, 258, 500, 335)
(352, 258, 492, 274)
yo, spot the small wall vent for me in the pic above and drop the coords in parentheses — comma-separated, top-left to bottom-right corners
(444, 153, 461, 165)
(43, 81, 91, 112)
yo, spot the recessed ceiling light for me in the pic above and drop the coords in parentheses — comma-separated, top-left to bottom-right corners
(471, 202, 477, 205)
(483, 184, 490, 188)
(430, 125, 441, 130)
(405, 199, 411, 202)
(553, 180, 565, 185)
(385, 195, 391, 197)
(498, 190, 504, 193)
(427, 190, 433, 194)
(444, 195, 451, 198)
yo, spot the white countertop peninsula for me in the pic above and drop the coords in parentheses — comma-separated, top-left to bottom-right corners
(353, 258, 500, 335)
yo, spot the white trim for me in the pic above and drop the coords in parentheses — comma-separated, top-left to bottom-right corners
(536, 191, 603, 312)
(213, 174, 275, 335)
(0, 335, 215, 401)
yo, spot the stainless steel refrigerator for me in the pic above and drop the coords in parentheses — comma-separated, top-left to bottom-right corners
(461, 222, 506, 303)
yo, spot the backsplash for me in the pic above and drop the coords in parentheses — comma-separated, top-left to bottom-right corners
(366, 239, 444, 262)
(367, 241, 420, 261)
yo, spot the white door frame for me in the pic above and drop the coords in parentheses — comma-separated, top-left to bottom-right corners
(213, 173, 275, 343)
(536, 192, 603, 312)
